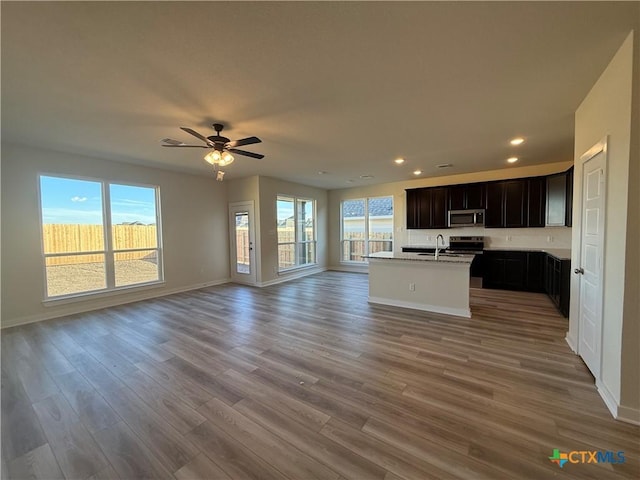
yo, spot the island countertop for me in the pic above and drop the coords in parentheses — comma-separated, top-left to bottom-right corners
(364, 251, 475, 264)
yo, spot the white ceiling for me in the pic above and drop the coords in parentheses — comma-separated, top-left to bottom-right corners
(2, 2, 637, 189)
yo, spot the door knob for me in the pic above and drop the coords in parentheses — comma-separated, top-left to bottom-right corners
(574, 267, 584, 275)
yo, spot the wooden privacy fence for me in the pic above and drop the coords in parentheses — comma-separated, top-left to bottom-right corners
(236, 226, 316, 268)
(342, 232, 392, 261)
(43, 224, 157, 265)
(236, 227, 250, 266)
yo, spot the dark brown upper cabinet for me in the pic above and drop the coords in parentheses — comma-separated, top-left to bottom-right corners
(406, 187, 449, 229)
(448, 183, 485, 210)
(485, 179, 528, 228)
(546, 173, 567, 226)
(408, 168, 571, 230)
(406, 188, 426, 229)
(527, 176, 546, 228)
(504, 180, 527, 227)
(484, 182, 504, 227)
(565, 166, 574, 227)
(448, 185, 466, 211)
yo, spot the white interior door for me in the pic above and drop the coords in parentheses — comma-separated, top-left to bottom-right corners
(229, 202, 257, 285)
(577, 148, 606, 378)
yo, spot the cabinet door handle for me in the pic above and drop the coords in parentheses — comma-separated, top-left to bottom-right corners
(574, 268, 584, 275)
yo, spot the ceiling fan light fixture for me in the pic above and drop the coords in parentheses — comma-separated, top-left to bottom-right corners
(221, 151, 235, 166)
(204, 150, 234, 166)
(204, 150, 221, 165)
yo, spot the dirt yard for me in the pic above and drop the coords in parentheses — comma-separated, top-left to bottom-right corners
(46, 260, 159, 297)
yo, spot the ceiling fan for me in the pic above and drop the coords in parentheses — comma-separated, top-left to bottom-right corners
(161, 123, 264, 168)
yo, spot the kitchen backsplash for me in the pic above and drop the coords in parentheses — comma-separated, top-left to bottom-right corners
(403, 226, 572, 250)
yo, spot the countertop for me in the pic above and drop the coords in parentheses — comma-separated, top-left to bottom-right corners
(483, 247, 571, 260)
(364, 251, 475, 264)
(402, 245, 571, 261)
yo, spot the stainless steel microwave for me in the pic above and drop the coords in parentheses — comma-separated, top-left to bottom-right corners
(448, 209, 485, 227)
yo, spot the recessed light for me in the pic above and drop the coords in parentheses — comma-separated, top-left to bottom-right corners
(510, 137, 525, 145)
(413, 170, 422, 175)
(394, 158, 405, 165)
(436, 163, 453, 169)
(507, 157, 519, 163)
(360, 175, 374, 179)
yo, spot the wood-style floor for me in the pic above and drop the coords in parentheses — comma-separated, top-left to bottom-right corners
(2, 271, 638, 480)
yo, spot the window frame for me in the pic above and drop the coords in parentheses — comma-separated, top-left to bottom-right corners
(340, 196, 394, 264)
(38, 173, 164, 301)
(276, 195, 317, 272)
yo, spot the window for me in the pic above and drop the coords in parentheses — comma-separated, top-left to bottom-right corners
(341, 196, 393, 262)
(277, 196, 316, 271)
(39, 175, 162, 298)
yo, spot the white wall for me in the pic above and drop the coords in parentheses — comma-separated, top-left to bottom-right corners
(257, 176, 328, 285)
(226, 175, 263, 283)
(406, 227, 571, 250)
(1, 144, 230, 328)
(622, 28, 640, 418)
(225, 175, 329, 286)
(328, 161, 573, 270)
(571, 31, 639, 422)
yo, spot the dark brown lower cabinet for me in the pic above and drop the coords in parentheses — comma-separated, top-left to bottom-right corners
(483, 250, 569, 317)
(525, 252, 545, 292)
(545, 254, 570, 317)
(482, 251, 543, 291)
(483, 251, 527, 290)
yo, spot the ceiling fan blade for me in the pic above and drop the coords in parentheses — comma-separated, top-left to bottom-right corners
(162, 138, 185, 145)
(162, 144, 209, 148)
(227, 136, 262, 148)
(180, 127, 213, 146)
(229, 148, 264, 159)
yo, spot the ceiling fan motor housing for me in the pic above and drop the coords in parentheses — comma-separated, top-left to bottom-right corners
(207, 136, 230, 146)
(208, 125, 229, 146)
(163, 122, 264, 159)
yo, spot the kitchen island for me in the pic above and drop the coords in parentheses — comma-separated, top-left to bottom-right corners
(364, 251, 475, 318)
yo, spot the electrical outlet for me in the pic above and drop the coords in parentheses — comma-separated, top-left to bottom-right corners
(547, 235, 553, 242)
(506, 235, 512, 241)
(409, 283, 415, 291)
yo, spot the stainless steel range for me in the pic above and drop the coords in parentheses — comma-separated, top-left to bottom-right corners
(447, 236, 484, 254)
(448, 236, 484, 287)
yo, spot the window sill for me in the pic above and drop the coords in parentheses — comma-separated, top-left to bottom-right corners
(43, 280, 165, 307)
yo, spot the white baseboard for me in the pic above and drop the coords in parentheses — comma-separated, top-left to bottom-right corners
(258, 266, 327, 287)
(368, 296, 471, 318)
(1, 278, 231, 329)
(596, 379, 619, 418)
(617, 404, 640, 425)
(565, 332, 578, 352)
(596, 378, 640, 425)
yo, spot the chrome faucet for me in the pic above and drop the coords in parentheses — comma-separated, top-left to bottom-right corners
(435, 234, 445, 260)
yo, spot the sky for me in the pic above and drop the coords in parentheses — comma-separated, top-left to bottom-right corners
(276, 198, 313, 223)
(40, 176, 157, 225)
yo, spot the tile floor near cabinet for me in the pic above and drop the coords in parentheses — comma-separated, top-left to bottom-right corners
(1, 271, 638, 479)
